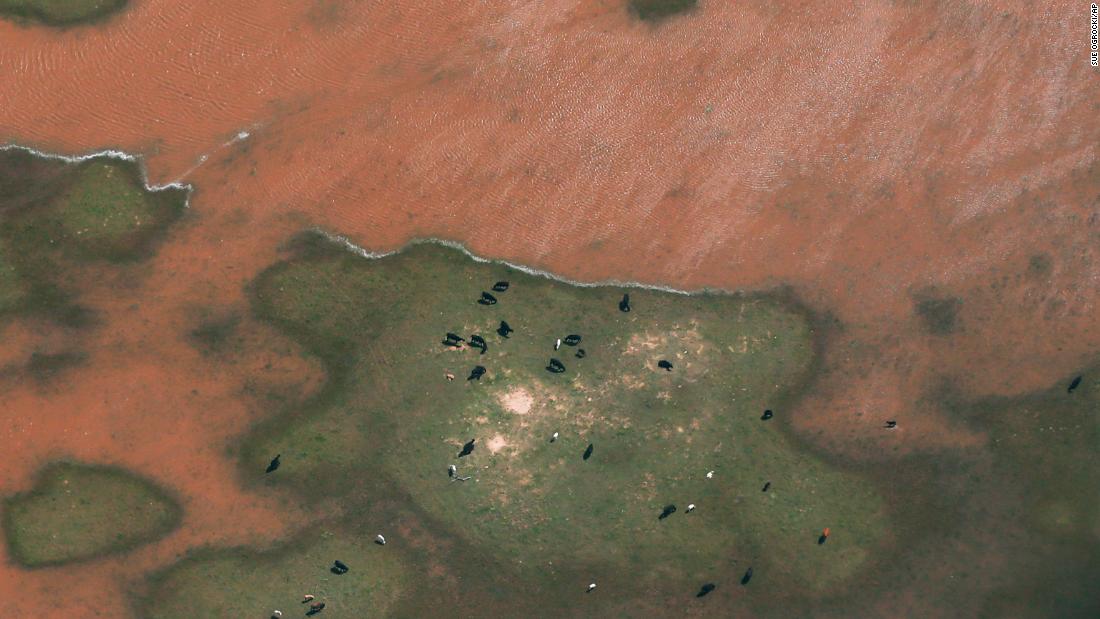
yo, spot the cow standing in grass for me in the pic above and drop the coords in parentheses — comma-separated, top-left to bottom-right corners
(459, 439, 476, 457)
(1068, 375, 1082, 393)
(469, 334, 488, 354)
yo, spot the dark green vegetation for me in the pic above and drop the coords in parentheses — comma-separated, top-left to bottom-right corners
(145, 235, 898, 617)
(25, 350, 87, 381)
(0, 0, 127, 26)
(629, 0, 697, 22)
(818, 370, 1100, 619)
(0, 148, 186, 328)
(3, 462, 181, 567)
(963, 373, 1100, 618)
(142, 526, 408, 619)
(914, 293, 962, 335)
(188, 311, 241, 354)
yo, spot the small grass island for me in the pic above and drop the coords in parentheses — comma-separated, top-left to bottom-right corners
(0, 0, 127, 27)
(3, 462, 181, 567)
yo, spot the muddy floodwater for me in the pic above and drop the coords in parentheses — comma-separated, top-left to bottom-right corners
(0, 1, 1097, 617)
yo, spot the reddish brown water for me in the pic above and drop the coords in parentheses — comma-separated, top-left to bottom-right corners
(0, 0, 1097, 616)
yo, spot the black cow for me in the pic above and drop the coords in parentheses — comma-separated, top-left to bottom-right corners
(582, 443, 594, 460)
(762, 481, 771, 492)
(696, 583, 716, 597)
(563, 334, 582, 346)
(575, 348, 586, 359)
(619, 294, 631, 312)
(478, 292, 498, 305)
(1068, 375, 1083, 393)
(331, 560, 349, 574)
(659, 504, 677, 520)
(547, 358, 566, 373)
(760, 409, 774, 420)
(445, 332, 465, 343)
(740, 567, 753, 585)
(657, 360, 673, 371)
(492, 281, 510, 292)
(497, 321, 513, 338)
(470, 335, 487, 354)
(468, 365, 486, 381)
(265, 454, 281, 474)
(458, 439, 476, 457)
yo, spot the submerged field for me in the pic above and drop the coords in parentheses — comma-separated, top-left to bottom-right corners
(2, 1, 1098, 616)
(0, 150, 1093, 616)
(0, 151, 187, 575)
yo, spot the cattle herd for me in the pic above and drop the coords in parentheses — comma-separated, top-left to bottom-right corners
(261, 278, 915, 615)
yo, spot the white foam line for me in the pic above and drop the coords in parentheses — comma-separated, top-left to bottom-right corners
(0, 145, 734, 297)
(314, 229, 717, 296)
(0, 143, 193, 205)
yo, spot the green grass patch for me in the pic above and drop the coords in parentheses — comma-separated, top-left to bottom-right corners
(629, 0, 698, 22)
(982, 376, 1099, 542)
(2, 462, 182, 567)
(142, 527, 409, 619)
(43, 159, 185, 261)
(0, 149, 186, 326)
(0, 0, 127, 26)
(235, 236, 889, 593)
(0, 237, 28, 313)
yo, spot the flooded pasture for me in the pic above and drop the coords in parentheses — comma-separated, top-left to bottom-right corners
(0, 1, 1096, 617)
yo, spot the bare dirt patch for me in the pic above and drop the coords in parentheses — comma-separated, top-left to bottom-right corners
(498, 387, 534, 415)
(486, 434, 509, 454)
